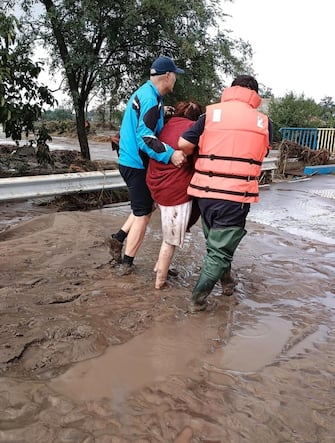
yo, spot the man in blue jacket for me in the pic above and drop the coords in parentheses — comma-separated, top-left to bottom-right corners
(107, 56, 186, 275)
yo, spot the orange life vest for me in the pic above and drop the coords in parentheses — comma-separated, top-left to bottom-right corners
(188, 86, 269, 203)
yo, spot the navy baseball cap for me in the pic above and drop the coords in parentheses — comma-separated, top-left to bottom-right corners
(150, 56, 185, 76)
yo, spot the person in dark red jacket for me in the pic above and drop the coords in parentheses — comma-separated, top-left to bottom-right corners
(146, 101, 202, 289)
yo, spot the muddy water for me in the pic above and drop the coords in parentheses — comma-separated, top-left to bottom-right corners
(49, 318, 209, 402)
(0, 175, 334, 442)
(49, 316, 292, 402)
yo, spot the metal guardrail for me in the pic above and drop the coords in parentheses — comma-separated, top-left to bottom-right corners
(0, 170, 126, 202)
(261, 156, 277, 172)
(0, 157, 277, 203)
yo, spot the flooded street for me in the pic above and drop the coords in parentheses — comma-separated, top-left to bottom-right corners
(0, 158, 335, 440)
(0, 129, 119, 162)
(249, 174, 335, 245)
(49, 134, 119, 162)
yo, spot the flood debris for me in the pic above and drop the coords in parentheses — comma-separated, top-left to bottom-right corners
(0, 142, 126, 210)
(45, 188, 129, 211)
(276, 140, 331, 176)
(0, 144, 119, 178)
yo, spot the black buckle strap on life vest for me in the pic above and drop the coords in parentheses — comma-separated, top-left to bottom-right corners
(189, 183, 259, 197)
(194, 169, 258, 181)
(197, 154, 262, 166)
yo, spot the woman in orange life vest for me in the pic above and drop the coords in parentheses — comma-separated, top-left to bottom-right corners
(178, 75, 273, 309)
(146, 100, 203, 289)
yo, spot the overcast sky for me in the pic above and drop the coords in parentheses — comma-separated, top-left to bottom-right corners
(224, 0, 333, 102)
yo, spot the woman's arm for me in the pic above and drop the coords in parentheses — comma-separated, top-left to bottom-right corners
(178, 114, 205, 155)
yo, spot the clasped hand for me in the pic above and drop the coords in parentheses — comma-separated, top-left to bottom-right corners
(170, 150, 187, 168)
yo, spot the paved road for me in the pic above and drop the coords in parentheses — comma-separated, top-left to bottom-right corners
(250, 174, 335, 245)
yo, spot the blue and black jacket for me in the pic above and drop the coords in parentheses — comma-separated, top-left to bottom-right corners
(118, 80, 174, 169)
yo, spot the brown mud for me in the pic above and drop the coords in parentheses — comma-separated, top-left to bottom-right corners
(0, 177, 335, 442)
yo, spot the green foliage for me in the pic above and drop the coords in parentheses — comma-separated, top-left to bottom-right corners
(17, 0, 252, 160)
(0, 9, 54, 142)
(319, 96, 335, 127)
(268, 92, 324, 142)
(42, 107, 73, 121)
(258, 84, 273, 99)
(36, 124, 52, 144)
(35, 131, 54, 167)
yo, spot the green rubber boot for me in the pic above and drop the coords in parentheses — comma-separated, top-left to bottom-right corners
(192, 226, 246, 306)
(191, 272, 217, 306)
(220, 270, 236, 296)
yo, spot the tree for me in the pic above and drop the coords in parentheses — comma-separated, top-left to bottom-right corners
(319, 96, 335, 127)
(268, 92, 323, 142)
(15, 0, 252, 159)
(0, 9, 54, 142)
(258, 84, 273, 99)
